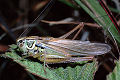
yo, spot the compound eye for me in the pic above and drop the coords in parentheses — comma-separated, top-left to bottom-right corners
(19, 40, 23, 43)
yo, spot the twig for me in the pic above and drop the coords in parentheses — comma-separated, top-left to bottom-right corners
(41, 20, 101, 28)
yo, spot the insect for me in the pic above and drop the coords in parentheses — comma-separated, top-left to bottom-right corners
(16, 0, 112, 64)
(17, 36, 111, 64)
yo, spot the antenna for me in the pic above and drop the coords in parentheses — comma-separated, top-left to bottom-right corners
(18, 0, 56, 38)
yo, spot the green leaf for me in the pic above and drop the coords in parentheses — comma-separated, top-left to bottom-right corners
(74, 0, 120, 45)
(9, 44, 18, 49)
(107, 60, 120, 80)
(1, 44, 98, 80)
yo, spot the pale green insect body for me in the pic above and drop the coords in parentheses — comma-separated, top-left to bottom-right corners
(17, 36, 111, 63)
(17, 36, 72, 63)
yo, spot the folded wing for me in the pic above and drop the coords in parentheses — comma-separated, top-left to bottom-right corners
(46, 39, 111, 56)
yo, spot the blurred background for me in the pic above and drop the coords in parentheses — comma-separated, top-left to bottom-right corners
(0, 0, 120, 80)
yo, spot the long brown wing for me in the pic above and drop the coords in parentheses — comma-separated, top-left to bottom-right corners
(45, 38, 111, 56)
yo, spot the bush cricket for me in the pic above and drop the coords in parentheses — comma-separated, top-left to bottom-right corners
(17, 23, 111, 64)
(16, 0, 111, 69)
